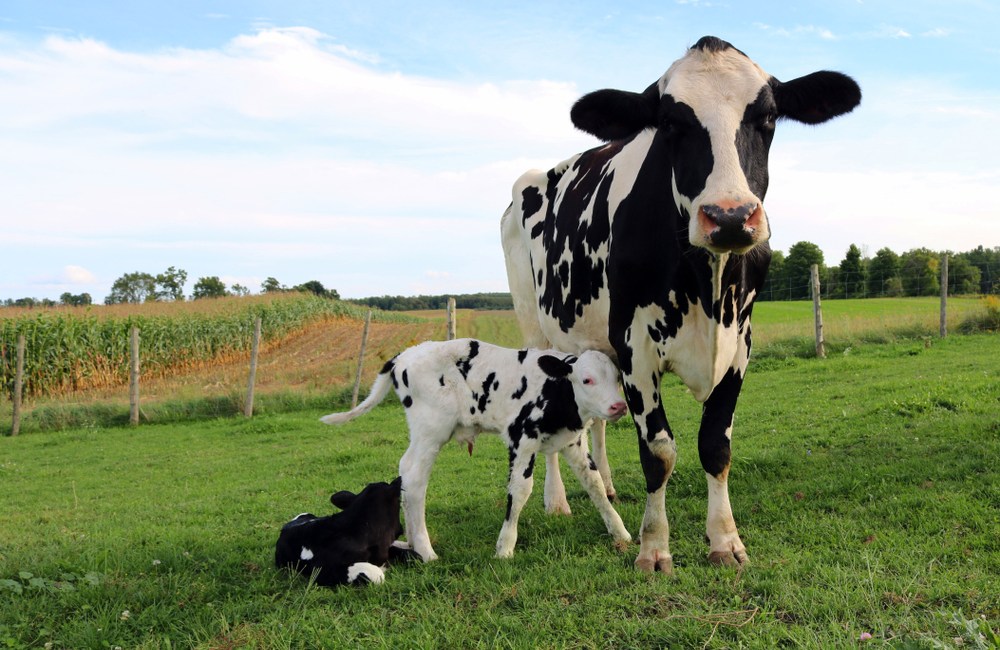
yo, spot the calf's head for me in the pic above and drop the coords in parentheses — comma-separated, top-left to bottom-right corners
(570, 36, 861, 255)
(538, 350, 627, 422)
(328, 476, 406, 547)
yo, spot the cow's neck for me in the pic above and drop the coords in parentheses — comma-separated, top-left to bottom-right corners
(664, 250, 745, 402)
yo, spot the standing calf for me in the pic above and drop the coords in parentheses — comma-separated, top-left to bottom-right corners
(320, 338, 632, 561)
(275, 477, 416, 587)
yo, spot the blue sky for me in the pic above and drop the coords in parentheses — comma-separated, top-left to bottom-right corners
(2, 1, 999, 302)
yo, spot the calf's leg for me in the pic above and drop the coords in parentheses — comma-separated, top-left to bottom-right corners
(495, 445, 538, 558)
(542, 452, 572, 515)
(398, 421, 450, 562)
(560, 434, 631, 547)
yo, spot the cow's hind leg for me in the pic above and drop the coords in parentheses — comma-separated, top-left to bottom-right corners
(560, 435, 631, 547)
(398, 420, 451, 562)
(495, 445, 538, 558)
(699, 366, 748, 567)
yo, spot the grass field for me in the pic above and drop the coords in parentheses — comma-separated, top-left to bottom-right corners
(1, 332, 997, 648)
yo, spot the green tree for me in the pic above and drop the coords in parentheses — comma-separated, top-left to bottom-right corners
(784, 241, 825, 300)
(945, 255, 982, 295)
(106, 272, 157, 304)
(900, 248, 939, 297)
(292, 280, 340, 300)
(155, 266, 188, 302)
(839, 244, 865, 298)
(60, 292, 93, 306)
(230, 283, 250, 297)
(867, 248, 901, 297)
(192, 276, 228, 300)
(261, 277, 285, 293)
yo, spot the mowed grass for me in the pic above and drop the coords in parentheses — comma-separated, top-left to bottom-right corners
(1, 334, 998, 648)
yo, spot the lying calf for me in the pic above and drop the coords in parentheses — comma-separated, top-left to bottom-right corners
(320, 338, 632, 561)
(275, 477, 416, 587)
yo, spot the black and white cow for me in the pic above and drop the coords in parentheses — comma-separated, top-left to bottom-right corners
(320, 338, 632, 561)
(501, 36, 861, 573)
(275, 477, 417, 587)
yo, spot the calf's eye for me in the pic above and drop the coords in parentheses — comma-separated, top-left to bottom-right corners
(583, 378, 594, 385)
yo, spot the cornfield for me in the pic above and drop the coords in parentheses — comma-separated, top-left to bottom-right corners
(0, 294, 411, 399)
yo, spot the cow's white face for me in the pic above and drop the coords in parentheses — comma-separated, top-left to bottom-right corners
(568, 36, 860, 257)
(660, 45, 773, 254)
(569, 351, 627, 422)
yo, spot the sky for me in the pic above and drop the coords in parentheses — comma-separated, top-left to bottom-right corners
(2, 1, 999, 303)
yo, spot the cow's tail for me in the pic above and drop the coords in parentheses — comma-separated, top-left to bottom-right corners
(320, 370, 393, 425)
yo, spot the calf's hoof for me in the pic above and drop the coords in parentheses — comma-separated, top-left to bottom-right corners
(544, 501, 572, 516)
(708, 549, 748, 567)
(634, 553, 673, 575)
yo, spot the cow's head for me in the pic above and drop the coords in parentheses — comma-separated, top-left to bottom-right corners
(538, 350, 627, 422)
(570, 36, 861, 255)
(330, 476, 405, 543)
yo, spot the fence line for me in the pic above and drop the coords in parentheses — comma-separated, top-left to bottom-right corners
(9, 335, 24, 436)
(351, 310, 372, 409)
(244, 317, 262, 417)
(129, 326, 140, 426)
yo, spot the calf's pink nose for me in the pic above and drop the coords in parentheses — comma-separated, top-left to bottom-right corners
(607, 401, 627, 418)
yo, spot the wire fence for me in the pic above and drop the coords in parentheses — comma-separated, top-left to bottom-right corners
(759, 264, 996, 302)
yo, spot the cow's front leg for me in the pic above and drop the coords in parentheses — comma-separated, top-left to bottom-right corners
(495, 445, 538, 558)
(560, 434, 631, 547)
(699, 366, 748, 566)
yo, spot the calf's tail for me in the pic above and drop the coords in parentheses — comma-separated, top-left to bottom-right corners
(320, 371, 394, 425)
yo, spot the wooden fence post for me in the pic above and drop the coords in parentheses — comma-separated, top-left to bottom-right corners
(939, 254, 948, 338)
(447, 298, 457, 340)
(10, 334, 25, 437)
(811, 264, 826, 359)
(351, 310, 372, 409)
(129, 326, 140, 426)
(244, 317, 262, 417)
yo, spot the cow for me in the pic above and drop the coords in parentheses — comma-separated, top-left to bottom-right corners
(319, 338, 632, 561)
(500, 36, 861, 573)
(274, 477, 417, 587)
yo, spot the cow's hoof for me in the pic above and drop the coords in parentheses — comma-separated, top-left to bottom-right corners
(708, 549, 748, 567)
(635, 554, 673, 575)
(613, 538, 632, 553)
(544, 501, 572, 516)
(606, 491, 617, 502)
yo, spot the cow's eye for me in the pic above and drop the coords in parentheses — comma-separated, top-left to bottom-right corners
(583, 378, 594, 385)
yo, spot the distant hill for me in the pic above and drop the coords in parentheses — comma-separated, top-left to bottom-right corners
(347, 292, 513, 311)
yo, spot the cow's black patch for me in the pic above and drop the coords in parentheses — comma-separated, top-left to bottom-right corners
(523, 454, 536, 479)
(456, 341, 480, 379)
(517, 349, 528, 363)
(587, 454, 598, 472)
(390, 371, 399, 390)
(379, 358, 396, 375)
(533, 378, 583, 435)
(401, 369, 409, 387)
(511, 376, 528, 400)
(521, 186, 543, 221)
(439, 375, 445, 387)
(698, 367, 741, 477)
(477, 372, 496, 413)
(402, 395, 413, 408)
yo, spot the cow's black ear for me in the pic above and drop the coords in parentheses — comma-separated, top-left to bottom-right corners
(570, 82, 659, 141)
(390, 476, 403, 493)
(538, 355, 573, 378)
(772, 71, 861, 125)
(330, 490, 357, 510)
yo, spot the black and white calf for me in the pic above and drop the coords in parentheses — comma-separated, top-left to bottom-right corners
(275, 477, 416, 587)
(320, 338, 632, 561)
(502, 36, 861, 572)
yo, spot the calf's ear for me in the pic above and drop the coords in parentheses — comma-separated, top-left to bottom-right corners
(538, 355, 573, 378)
(570, 82, 660, 141)
(772, 71, 861, 125)
(330, 490, 358, 510)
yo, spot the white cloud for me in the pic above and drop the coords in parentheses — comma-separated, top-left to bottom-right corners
(64, 265, 97, 284)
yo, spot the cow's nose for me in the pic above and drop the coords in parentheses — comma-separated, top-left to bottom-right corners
(607, 401, 628, 419)
(699, 200, 763, 249)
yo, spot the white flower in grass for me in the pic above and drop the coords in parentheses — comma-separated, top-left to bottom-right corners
(152, 559, 161, 566)
(120, 610, 130, 620)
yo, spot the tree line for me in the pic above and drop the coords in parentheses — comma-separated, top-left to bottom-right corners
(761, 244, 999, 301)
(3, 244, 997, 309)
(1, 269, 340, 308)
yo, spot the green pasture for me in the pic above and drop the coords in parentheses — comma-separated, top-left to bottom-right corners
(1, 334, 997, 648)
